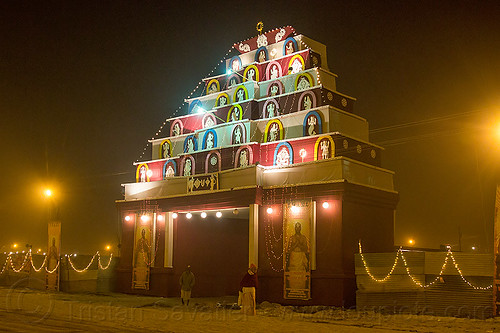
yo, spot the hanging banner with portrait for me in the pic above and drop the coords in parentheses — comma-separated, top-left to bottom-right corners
(283, 200, 312, 300)
(132, 214, 155, 290)
(46, 221, 61, 291)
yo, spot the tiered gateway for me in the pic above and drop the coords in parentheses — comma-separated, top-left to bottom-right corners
(116, 26, 398, 306)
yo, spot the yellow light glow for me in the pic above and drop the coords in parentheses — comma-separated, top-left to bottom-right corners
(12, 243, 18, 249)
(44, 189, 52, 197)
(408, 239, 414, 245)
(495, 122, 500, 141)
(105, 245, 111, 251)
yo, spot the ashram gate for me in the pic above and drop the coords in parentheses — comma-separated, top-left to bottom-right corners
(116, 25, 398, 306)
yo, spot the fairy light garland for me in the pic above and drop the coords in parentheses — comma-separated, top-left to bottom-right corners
(98, 252, 113, 270)
(0, 250, 113, 275)
(67, 253, 97, 273)
(359, 241, 492, 290)
(30, 254, 47, 272)
(45, 261, 59, 274)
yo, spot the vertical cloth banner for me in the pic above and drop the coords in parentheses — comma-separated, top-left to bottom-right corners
(132, 215, 154, 290)
(494, 185, 500, 316)
(283, 200, 312, 300)
(46, 221, 61, 291)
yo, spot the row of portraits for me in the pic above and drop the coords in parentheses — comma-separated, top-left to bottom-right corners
(160, 110, 324, 160)
(138, 145, 255, 181)
(160, 110, 323, 160)
(138, 134, 337, 182)
(207, 52, 310, 96)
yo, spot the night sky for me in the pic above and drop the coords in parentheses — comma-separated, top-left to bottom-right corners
(1, 1, 499, 254)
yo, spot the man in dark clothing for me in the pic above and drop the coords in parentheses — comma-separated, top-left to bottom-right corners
(179, 265, 195, 305)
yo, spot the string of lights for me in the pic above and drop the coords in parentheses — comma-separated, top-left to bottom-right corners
(358, 241, 492, 290)
(0, 250, 113, 275)
(137, 47, 236, 162)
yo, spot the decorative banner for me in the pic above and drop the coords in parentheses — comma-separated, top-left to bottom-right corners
(283, 200, 312, 300)
(494, 185, 500, 316)
(132, 215, 153, 290)
(46, 221, 61, 291)
(187, 173, 219, 193)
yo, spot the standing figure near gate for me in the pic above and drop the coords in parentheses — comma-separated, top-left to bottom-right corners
(179, 265, 195, 306)
(239, 264, 258, 315)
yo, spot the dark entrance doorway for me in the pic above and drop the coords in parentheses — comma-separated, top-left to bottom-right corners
(173, 208, 249, 296)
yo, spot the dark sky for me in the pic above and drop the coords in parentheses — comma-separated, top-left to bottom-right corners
(1, 1, 499, 254)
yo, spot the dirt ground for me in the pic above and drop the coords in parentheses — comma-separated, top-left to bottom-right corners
(0, 286, 498, 332)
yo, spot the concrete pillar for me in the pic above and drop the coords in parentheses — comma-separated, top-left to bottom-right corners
(249, 204, 259, 267)
(164, 212, 174, 268)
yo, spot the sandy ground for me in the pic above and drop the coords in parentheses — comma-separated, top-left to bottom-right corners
(0, 286, 499, 332)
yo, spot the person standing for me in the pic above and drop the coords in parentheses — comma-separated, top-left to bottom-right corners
(239, 264, 258, 315)
(179, 265, 195, 306)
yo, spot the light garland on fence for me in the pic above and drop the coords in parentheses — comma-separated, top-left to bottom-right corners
(0, 250, 113, 275)
(30, 255, 47, 272)
(67, 253, 97, 273)
(358, 241, 492, 290)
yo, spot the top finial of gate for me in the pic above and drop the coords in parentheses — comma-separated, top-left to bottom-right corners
(256, 21, 264, 35)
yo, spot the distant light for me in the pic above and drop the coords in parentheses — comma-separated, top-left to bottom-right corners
(22, 251, 25, 253)
(267, 207, 273, 215)
(12, 243, 18, 249)
(472, 246, 476, 251)
(146, 170, 153, 178)
(105, 245, 111, 251)
(172, 213, 178, 219)
(201, 212, 207, 219)
(44, 189, 52, 197)
(43, 252, 46, 256)
(291, 206, 300, 214)
(186, 213, 192, 219)
(322, 202, 329, 209)
(141, 215, 149, 222)
(216, 211, 222, 218)
(408, 239, 414, 245)
(73, 253, 77, 257)
(125, 215, 131, 222)
(37, 248, 42, 252)
(157, 215, 164, 222)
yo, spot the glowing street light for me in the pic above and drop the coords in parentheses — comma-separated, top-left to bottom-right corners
(408, 239, 415, 246)
(44, 189, 52, 197)
(105, 245, 111, 251)
(12, 243, 18, 249)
